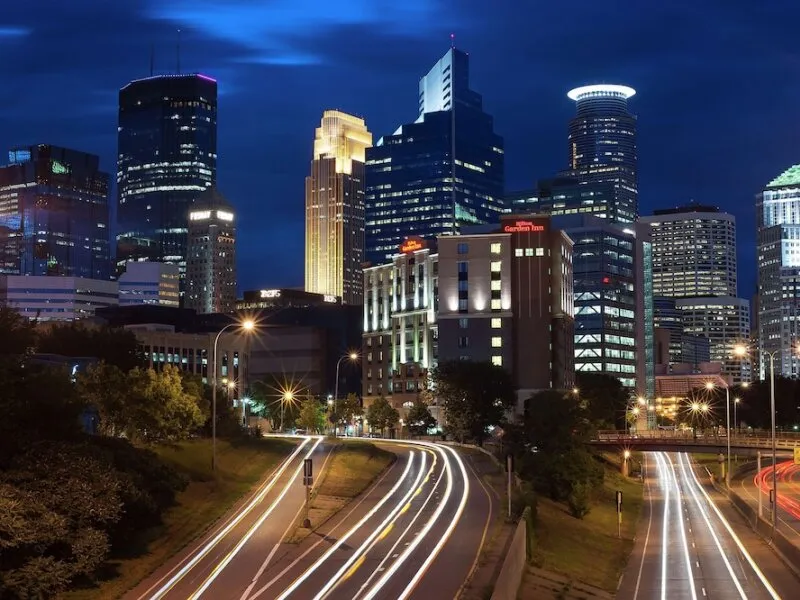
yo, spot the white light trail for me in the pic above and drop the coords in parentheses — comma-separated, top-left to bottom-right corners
(306, 450, 432, 600)
(656, 453, 669, 600)
(143, 437, 312, 600)
(680, 453, 781, 600)
(189, 437, 324, 599)
(269, 451, 418, 600)
(388, 443, 471, 600)
(663, 453, 698, 600)
(672, 453, 746, 599)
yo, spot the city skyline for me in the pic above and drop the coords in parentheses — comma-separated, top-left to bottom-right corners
(1, 1, 795, 294)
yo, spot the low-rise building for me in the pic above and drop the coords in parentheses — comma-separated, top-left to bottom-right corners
(118, 261, 180, 307)
(0, 275, 118, 321)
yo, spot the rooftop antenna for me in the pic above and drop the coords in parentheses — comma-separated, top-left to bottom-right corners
(149, 42, 154, 76)
(450, 32, 455, 49)
(176, 28, 181, 74)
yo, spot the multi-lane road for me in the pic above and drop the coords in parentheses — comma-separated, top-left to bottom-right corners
(619, 451, 796, 599)
(125, 436, 494, 600)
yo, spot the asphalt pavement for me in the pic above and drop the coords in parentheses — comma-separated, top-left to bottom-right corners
(619, 451, 796, 599)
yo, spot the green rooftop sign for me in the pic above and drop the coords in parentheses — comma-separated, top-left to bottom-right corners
(767, 164, 800, 189)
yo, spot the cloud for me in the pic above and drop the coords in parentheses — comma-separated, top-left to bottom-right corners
(0, 26, 30, 38)
(145, 0, 449, 65)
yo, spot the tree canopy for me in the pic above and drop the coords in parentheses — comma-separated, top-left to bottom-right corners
(406, 398, 437, 437)
(37, 322, 144, 371)
(431, 360, 516, 445)
(297, 396, 326, 433)
(366, 396, 399, 436)
(575, 372, 630, 429)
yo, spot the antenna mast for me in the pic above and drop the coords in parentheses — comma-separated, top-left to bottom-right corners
(176, 29, 181, 74)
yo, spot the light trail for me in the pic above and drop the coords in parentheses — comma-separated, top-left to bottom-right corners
(672, 453, 746, 599)
(304, 450, 434, 600)
(656, 453, 669, 600)
(663, 452, 698, 600)
(682, 453, 781, 599)
(349, 450, 449, 600)
(387, 443, 471, 600)
(257, 450, 417, 600)
(188, 436, 324, 599)
(141, 437, 312, 600)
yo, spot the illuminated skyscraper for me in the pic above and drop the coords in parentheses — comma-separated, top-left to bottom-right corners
(564, 84, 638, 223)
(0, 145, 111, 279)
(364, 48, 505, 265)
(304, 110, 372, 305)
(116, 73, 217, 281)
(186, 187, 236, 314)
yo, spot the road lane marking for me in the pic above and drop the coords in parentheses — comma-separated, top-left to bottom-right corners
(631, 453, 654, 600)
(141, 437, 313, 600)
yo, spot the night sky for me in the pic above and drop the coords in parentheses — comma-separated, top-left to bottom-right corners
(1, 1, 797, 299)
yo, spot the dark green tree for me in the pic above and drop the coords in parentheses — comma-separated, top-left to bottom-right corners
(406, 398, 436, 437)
(431, 360, 516, 445)
(37, 323, 144, 371)
(575, 372, 630, 429)
(366, 396, 399, 436)
(297, 396, 326, 433)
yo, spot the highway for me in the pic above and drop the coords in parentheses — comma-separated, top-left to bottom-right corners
(619, 451, 785, 599)
(737, 460, 800, 545)
(125, 437, 493, 600)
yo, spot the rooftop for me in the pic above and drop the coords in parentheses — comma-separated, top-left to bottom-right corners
(567, 84, 636, 101)
(766, 164, 800, 189)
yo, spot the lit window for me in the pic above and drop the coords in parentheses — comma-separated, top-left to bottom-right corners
(491, 337, 502, 348)
(491, 242, 501, 255)
(490, 261, 502, 273)
(491, 299, 502, 310)
(459, 318, 469, 329)
(525, 248, 534, 257)
(491, 356, 502, 367)
(515, 248, 523, 257)
(491, 318, 502, 328)
(491, 280, 501, 291)
(536, 248, 545, 257)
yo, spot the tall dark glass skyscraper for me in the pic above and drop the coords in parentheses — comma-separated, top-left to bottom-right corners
(116, 73, 217, 279)
(364, 48, 504, 265)
(563, 84, 638, 223)
(0, 145, 110, 279)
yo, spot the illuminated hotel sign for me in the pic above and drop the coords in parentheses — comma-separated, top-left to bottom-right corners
(216, 210, 234, 222)
(190, 210, 211, 221)
(400, 237, 426, 254)
(323, 295, 337, 303)
(260, 289, 281, 299)
(503, 220, 545, 233)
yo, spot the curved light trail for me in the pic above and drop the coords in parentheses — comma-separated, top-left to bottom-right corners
(141, 436, 313, 600)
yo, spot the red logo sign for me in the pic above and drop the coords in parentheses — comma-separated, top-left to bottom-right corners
(400, 237, 426, 253)
(502, 220, 545, 233)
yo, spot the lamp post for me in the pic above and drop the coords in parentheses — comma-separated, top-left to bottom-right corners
(706, 381, 731, 487)
(734, 397, 740, 437)
(735, 344, 779, 535)
(241, 396, 251, 428)
(332, 352, 358, 437)
(212, 319, 255, 472)
(280, 390, 294, 432)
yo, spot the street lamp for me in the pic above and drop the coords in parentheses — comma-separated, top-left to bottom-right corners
(332, 352, 359, 437)
(212, 319, 255, 472)
(734, 397, 741, 436)
(706, 380, 731, 487)
(280, 390, 294, 432)
(241, 396, 251, 428)
(735, 342, 779, 535)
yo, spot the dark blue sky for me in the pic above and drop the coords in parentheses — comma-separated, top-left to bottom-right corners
(1, 1, 797, 298)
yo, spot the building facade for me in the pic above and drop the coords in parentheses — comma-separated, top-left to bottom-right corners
(237, 288, 340, 311)
(507, 178, 625, 224)
(653, 296, 710, 367)
(0, 145, 111, 279)
(118, 261, 180, 307)
(304, 111, 372, 305)
(562, 84, 638, 223)
(116, 74, 217, 280)
(364, 47, 505, 265)
(185, 187, 236, 314)
(0, 275, 118, 321)
(640, 204, 737, 298)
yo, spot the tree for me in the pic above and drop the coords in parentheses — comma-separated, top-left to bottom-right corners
(366, 396, 399, 436)
(297, 396, 326, 433)
(331, 393, 363, 433)
(575, 372, 630, 428)
(77, 363, 132, 437)
(406, 398, 436, 437)
(431, 360, 516, 445)
(37, 323, 144, 371)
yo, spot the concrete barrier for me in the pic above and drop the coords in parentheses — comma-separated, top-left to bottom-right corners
(491, 515, 527, 600)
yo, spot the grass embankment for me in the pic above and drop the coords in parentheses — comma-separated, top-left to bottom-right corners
(65, 436, 297, 600)
(521, 461, 644, 596)
(291, 440, 395, 542)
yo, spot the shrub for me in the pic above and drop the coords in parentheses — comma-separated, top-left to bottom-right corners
(567, 482, 592, 519)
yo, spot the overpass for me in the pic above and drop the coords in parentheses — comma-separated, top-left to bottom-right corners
(589, 430, 800, 456)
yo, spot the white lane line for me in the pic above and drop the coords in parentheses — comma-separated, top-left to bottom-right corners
(375, 443, 470, 600)
(682, 453, 781, 600)
(656, 453, 670, 600)
(301, 451, 431, 600)
(665, 454, 698, 600)
(190, 437, 324, 599)
(632, 453, 654, 600)
(348, 459, 448, 600)
(143, 437, 313, 600)
(675, 453, 746, 599)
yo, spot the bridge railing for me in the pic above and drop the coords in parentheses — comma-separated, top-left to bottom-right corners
(591, 430, 800, 449)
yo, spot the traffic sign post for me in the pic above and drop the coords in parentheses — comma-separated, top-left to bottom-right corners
(303, 458, 313, 528)
(616, 490, 623, 538)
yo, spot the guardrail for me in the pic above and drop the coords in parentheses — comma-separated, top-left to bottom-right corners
(591, 431, 799, 450)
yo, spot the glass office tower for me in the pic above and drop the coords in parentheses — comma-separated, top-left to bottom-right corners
(116, 73, 217, 280)
(563, 84, 638, 223)
(364, 47, 504, 265)
(0, 145, 111, 279)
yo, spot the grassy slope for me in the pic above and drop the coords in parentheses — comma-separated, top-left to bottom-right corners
(526, 463, 644, 593)
(65, 437, 297, 600)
